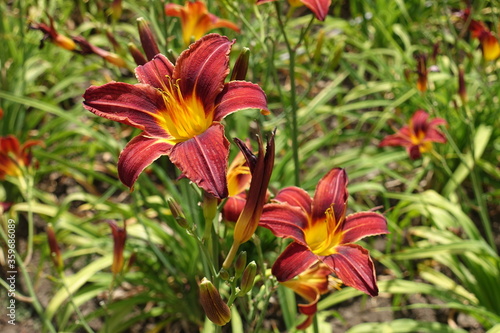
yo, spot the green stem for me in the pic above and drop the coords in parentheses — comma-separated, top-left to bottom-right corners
(0, 227, 57, 333)
(59, 273, 95, 333)
(313, 314, 320, 333)
(222, 240, 240, 270)
(275, 2, 300, 186)
(253, 278, 277, 332)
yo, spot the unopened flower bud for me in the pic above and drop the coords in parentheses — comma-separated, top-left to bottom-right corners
(137, 17, 161, 60)
(128, 42, 147, 66)
(231, 47, 249, 81)
(201, 192, 218, 224)
(106, 29, 121, 52)
(46, 223, 63, 270)
(234, 251, 247, 278)
(108, 220, 126, 275)
(219, 268, 230, 281)
(103, 53, 127, 68)
(199, 278, 231, 326)
(54, 34, 76, 51)
(238, 261, 257, 296)
(110, 0, 123, 21)
(168, 198, 188, 229)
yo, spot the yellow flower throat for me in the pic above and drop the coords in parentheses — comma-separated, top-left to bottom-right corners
(157, 78, 213, 144)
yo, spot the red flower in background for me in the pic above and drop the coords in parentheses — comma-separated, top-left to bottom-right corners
(83, 34, 269, 198)
(379, 110, 447, 160)
(257, 0, 331, 21)
(260, 168, 388, 296)
(459, 9, 500, 61)
(0, 135, 42, 180)
(165, 1, 240, 46)
(281, 262, 341, 330)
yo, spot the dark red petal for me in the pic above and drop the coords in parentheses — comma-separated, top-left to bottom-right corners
(222, 193, 247, 223)
(259, 203, 308, 243)
(0, 135, 20, 153)
(342, 212, 388, 243)
(411, 110, 430, 133)
(118, 135, 173, 189)
(426, 128, 447, 143)
(321, 244, 378, 296)
(296, 315, 314, 330)
(272, 242, 318, 282)
(311, 168, 347, 226)
(135, 54, 175, 88)
(300, 0, 332, 21)
(174, 34, 233, 113)
(213, 81, 269, 121)
(428, 117, 447, 127)
(273, 186, 312, 216)
(378, 132, 412, 147)
(83, 82, 170, 138)
(407, 145, 422, 160)
(168, 123, 229, 199)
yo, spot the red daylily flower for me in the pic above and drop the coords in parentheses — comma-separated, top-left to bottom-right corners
(83, 34, 269, 198)
(281, 262, 341, 330)
(165, 1, 240, 46)
(379, 110, 447, 160)
(256, 0, 331, 21)
(459, 9, 500, 61)
(0, 135, 42, 180)
(260, 168, 388, 296)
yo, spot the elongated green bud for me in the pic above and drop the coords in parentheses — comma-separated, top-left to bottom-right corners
(234, 251, 247, 279)
(168, 198, 188, 229)
(199, 278, 231, 326)
(238, 261, 257, 296)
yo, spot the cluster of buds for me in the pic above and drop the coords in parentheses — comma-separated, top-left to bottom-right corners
(199, 251, 258, 326)
(29, 14, 127, 68)
(29, 13, 165, 70)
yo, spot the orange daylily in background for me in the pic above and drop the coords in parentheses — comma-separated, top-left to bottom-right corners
(459, 9, 500, 61)
(260, 168, 388, 296)
(379, 110, 447, 160)
(257, 0, 331, 21)
(29, 16, 76, 51)
(83, 34, 269, 198)
(165, 1, 240, 46)
(281, 262, 341, 330)
(0, 135, 42, 180)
